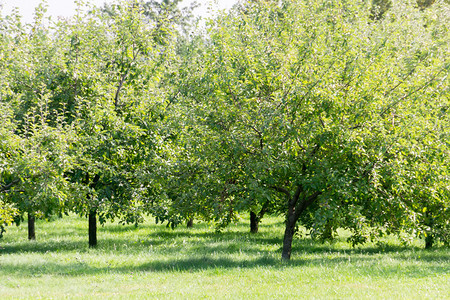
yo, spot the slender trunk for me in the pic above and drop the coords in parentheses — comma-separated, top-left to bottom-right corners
(425, 211, 434, 249)
(86, 173, 100, 248)
(281, 187, 321, 260)
(250, 211, 259, 233)
(250, 202, 269, 233)
(89, 210, 97, 248)
(280, 185, 303, 260)
(425, 234, 434, 249)
(281, 206, 296, 260)
(28, 212, 35, 241)
(187, 218, 194, 228)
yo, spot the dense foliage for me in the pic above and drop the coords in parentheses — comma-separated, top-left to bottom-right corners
(0, 0, 448, 258)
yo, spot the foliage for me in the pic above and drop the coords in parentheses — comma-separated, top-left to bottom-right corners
(0, 0, 188, 238)
(0, 5, 77, 229)
(174, 0, 449, 258)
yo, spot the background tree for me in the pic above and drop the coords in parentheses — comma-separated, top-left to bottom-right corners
(62, 0, 199, 246)
(0, 104, 19, 238)
(60, 0, 180, 247)
(0, 4, 79, 240)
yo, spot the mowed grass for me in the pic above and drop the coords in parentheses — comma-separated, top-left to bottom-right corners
(0, 215, 448, 299)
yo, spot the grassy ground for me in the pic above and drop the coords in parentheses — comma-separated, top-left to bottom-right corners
(0, 215, 448, 299)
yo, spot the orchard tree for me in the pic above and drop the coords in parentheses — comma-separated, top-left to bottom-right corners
(151, 48, 240, 230)
(0, 4, 79, 240)
(60, 0, 188, 247)
(0, 105, 19, 238)
(0, 0, 197, 245)
(180, 0, 449, 259)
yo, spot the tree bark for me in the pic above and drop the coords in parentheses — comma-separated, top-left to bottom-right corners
(282, 200, 297, 260)
(250, 211, 259, 233)
(85, 173, 100, 248)
(425, 211, 434, 249)
(281, 215, 296, 260)
(186, 218, 194, 228)
(280, 185, 303, 260)
(281, 186, 321, 260)
(425, 234, 433, 249)
(89, 210, 97, 248)
(250, 202, 269, 233)
(28, 212, 35, 241)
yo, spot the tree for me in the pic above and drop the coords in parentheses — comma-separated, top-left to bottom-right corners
(60, 0, 197, 247)
(0, 4, 79, 240)
(0, 0, 198, 245)
(0, 104, 19, 238)
(180, 0, 449, 259)
(59, 0, 177, 247)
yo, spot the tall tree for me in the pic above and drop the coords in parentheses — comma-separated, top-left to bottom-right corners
(180, 0, 449, 259)
(0, 4, 79, 240)
(61, 1, 172, 247)
(61, 0, 191, 246)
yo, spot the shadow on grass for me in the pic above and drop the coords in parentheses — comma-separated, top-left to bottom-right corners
(1, 238, 448, 279)
(0, 220, 282, 255)
(0, 249, 448, 279)
(1, 220, 448, 257)
(0, 234, 281, 256)
(1, 217, 448, 279)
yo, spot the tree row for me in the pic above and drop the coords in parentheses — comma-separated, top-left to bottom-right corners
(1, 0, 448, 259)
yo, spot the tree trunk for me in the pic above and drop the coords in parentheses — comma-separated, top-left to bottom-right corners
(89, 210, 97, 248)
(28, 212, 35, 241)
(425, 211, 434, 249)
(85, 173, 100, 248)
(250, 211, 259, 233)
(250, 202, 269, 233)
(280, 187, 321, 260)
(425, 234, 433, 249)
(187, 218, 194, 228)
(281, 207, 296, 260)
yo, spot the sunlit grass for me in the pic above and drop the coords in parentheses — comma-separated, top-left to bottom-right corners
(0, 214, 448, 299)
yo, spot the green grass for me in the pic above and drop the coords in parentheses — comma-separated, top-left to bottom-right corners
(0, 215, 448, 299)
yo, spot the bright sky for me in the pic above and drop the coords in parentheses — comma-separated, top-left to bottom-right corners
(0, 0, 239, 23)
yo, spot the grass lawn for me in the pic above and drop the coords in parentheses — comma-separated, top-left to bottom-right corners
(0, 214, 448, 299)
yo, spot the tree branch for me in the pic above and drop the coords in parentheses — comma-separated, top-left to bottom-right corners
(381, 65, 449, 118)
(271, 185, 290, 199)
(294, 190, 321, 220)
(114, 46, 140, 110)
(0, 179, 20, 193)
(258, 200, 270, 221)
